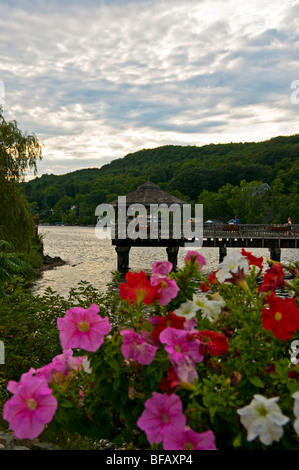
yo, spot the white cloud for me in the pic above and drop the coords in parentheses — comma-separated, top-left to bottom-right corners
(0, 0, 298, 177)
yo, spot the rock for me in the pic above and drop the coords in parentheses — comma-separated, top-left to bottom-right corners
(12, 446, 30, 450)
(42, 254, 66, 270)
(0, 432, 14, 450)
(0, 431, 60, 451)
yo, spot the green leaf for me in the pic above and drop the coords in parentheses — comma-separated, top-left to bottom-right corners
(233, 433, 242, 448)
(249, 376, 264, 388)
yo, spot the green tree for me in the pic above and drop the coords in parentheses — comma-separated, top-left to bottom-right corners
(0, 240, 32, 300)
(0, 107, 42, 250)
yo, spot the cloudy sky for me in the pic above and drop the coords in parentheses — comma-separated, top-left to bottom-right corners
(0, 0, 298, 178)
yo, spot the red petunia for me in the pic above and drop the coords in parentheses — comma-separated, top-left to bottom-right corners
(259, 263, 285, 292)
(241, 249, 263, 270)
(193, 330, 229, 356)
(199, 281, 210, 292)
(159, 366, 180, 395)
(208, 271, 218, 285)
(119, 271, 160, 305)
(151, 311, 185, 343)
(261, 292, 299, 340)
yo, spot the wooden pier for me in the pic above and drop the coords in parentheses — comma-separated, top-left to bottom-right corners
(108, 182, 298, 272)
(112, 223, 299, 272)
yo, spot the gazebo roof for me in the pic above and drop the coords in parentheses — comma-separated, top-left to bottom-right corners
(110, 181, 187, 206)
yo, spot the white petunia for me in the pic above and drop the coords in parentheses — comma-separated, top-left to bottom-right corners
(193, 294, 225, 322)
(216, 251, 249, 284)
(82, 357, 92, 374)
(237, 394, 289, 446)
(292, 390, 299, 437)
(173, 300, 198, 320)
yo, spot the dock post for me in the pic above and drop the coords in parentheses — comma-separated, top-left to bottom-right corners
(219, 245, 227, 263)
(269, 247, 281, 263)
(166, 246, 179, 271)
(115, 245, 131, 273)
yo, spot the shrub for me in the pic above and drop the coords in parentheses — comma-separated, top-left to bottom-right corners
(1, 251, 299, 450)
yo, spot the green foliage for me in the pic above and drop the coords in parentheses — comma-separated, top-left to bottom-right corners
(0, 277, 119, 385)
(3, 256, 298, 450)
(0, 240, 33, 300)
(0, 106, 43, 251)
(24, 135, 299, 225)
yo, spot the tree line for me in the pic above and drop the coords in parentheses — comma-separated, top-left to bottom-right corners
(24, 135, 299, 226)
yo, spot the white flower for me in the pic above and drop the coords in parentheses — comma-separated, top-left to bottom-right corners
(216, 251, 249, 283)
(174, 300, 198, 320)
(292, 390, 299, 436)
(82, 357, 92, 374)
(237, 394, 289, 446)
(193, 294, 225, 322)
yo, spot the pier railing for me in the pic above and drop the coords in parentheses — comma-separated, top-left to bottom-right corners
(202, 223, 299, 239)
(111, 222, 299, 241)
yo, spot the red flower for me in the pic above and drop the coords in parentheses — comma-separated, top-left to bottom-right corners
(199, 281, 210, 292)
(208, 271, 218, 285)
(259, 263, 285, 292)
(261, 292, 299, 340)
(159, 366, 180, 395)
(288, 370, 299, 380)
(241, 249, 263, 270)
(151, 311, 185, 343)
(119, 271, 160, 305)
(193, 330, 229, 356)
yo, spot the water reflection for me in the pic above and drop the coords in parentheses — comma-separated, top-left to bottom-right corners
(32, 226, 299, 298)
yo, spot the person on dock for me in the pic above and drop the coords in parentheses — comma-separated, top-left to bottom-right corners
(286, 217, 294, 236)
(234, 215, 241, 234)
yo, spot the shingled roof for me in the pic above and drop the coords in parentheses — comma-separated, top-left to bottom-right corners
(110, 181, 187, 206)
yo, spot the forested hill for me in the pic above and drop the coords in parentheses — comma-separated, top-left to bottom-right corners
(24, 134, 299, 225)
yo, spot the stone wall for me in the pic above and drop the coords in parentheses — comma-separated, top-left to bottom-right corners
(0, 431, 59, 450)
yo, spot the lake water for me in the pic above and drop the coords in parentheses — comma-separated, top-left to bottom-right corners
(32, 225, 299, 298)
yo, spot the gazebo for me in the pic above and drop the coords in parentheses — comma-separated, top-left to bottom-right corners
(109, 181, 188, 273)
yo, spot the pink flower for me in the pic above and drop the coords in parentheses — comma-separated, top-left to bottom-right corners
(152, 261, 173, 276)
(159, 327, 204, 365)
(151, 261, 179, 306)
(57, 303, 111, 352)
(151, 275, 179, 306)
(120, 329, 158, 365)
(184, 251, 206, 271)
(3, 374, 57, 440)
(171, 355, 198, 384)
(36, 349, 86, 384)
(137, 392, 186, 445)
(163, 427, 217, 450)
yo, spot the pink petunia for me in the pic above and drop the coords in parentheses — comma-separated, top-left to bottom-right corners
(57, 303, 111, 352)
(36, 349, 86, 383)
(171, 355, 198, 384)
(3, 374, 57, 440)
(137, 392, 186, 445)
(159, 327, 204, 365)
(151, 275, 179, 306)
(184, 251, 206, 271)
(163, 426, 217, 450)
(120, 328, 158, 365)
(152, 261, 173, 276)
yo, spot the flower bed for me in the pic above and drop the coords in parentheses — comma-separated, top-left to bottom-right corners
(2, 249, 299, 450)
(222, 225, 240, 231)
(269, 226, 288, 232)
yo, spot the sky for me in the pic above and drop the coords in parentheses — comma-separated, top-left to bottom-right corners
(0, 0, 298, 179)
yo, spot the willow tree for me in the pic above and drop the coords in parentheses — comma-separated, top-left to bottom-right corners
(0, 107, 43, 251)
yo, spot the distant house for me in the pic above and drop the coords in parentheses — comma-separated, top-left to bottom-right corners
(252, 183, 271, 196)
(241, 182, 271, 196)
